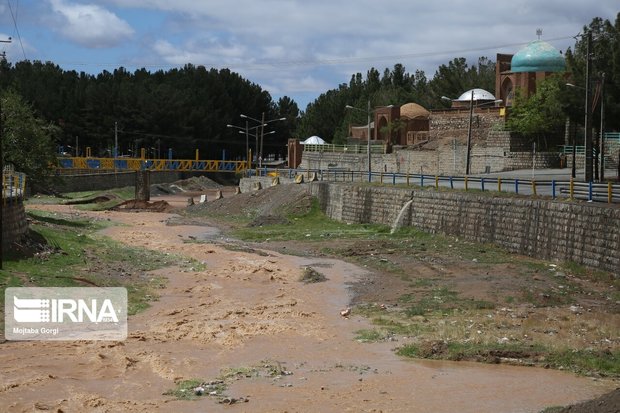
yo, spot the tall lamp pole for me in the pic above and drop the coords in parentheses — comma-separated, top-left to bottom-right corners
(466, 89, 474, 175)
(584, 30, 594, 183)
(367, 100, 372, 182)
(240, 114, 285, 169)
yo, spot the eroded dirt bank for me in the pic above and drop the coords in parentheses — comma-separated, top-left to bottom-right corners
(0, 205, 615, 412)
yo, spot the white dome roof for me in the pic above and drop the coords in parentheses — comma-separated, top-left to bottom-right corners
(302, 136, 326, 144)
(457, 88, 496, 101)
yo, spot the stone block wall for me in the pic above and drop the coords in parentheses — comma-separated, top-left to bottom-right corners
(2, 199, 28, 251)
(299, 127, 559, 176)
(309, 182, 619, 274)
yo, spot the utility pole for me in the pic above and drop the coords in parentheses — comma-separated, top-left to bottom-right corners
(114, 121, 118, 158)
(0, 37, 12, 269)
(584, 31, 593, 183)
(599, 73, 606, 181)
(259, 112, 265, 168)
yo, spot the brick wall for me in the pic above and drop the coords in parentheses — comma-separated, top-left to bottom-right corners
(309, 182, 620, 274)
(2, 198, 28, 251)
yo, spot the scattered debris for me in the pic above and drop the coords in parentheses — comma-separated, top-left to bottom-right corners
(299, 266, 328, 284)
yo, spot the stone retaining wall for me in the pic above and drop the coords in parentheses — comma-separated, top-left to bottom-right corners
(2, 198, 28, 251)
(309, 182, 619, 274)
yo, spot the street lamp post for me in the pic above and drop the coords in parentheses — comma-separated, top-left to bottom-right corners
(240, 114, 285, 168)
(584, 30, 594, 183)
(441, 94, 502, 175)
(466, 90, 474, 175)
(227, 122, 263, 168)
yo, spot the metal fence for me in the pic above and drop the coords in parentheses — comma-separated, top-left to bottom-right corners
(2, 170, 27, 204)
(250, 168, 620, 204)
(301, 143, 387, 154)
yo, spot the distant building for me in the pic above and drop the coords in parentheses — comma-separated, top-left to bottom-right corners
(496, 40, 566, 106)
(349, 102, 430, 146)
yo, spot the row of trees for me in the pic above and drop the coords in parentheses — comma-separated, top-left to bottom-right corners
(0, 62, 300, 162)
(297, 57, 495, 143)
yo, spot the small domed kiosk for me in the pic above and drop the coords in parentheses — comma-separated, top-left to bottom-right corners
(496, 40, 566, 106)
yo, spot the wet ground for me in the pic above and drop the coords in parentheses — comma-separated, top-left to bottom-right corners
(0, 201, 616, 412)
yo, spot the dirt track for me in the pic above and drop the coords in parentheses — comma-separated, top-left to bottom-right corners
(0, 205, 616, 412)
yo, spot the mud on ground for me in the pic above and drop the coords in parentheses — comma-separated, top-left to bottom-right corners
(181, 183, 619, 375)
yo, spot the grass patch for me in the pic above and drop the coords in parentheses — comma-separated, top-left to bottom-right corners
(0, 209, 181, 328)
(397, 342, 620, 377)
(163, 379, 207, 400)
(402, 287, 495, 317)
(355, 329, 389, 343)
(233, 199, 385, 242)
(546, 349, 620, 377)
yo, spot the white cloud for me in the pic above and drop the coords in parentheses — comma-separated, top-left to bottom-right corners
(48, 0, 134, 48)
(38, 0, 619, 106)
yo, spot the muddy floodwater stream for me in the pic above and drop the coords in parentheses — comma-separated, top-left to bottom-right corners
(0, 205, 615, 412)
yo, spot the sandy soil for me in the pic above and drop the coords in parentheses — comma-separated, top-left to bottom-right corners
(0, 203, 616, 412)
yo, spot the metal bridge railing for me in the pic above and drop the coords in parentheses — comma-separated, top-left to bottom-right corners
(250, 167, 620, 204)
(302, 143, 387, 154)
(57, 157, 249, 173)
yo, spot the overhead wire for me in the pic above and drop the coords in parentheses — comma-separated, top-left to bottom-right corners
(48, 36, 576, 72)
(6, 0, 26, 60)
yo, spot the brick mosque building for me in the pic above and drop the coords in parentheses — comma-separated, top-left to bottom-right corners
(495, 39, 567, 106)
(291, 38, 570, 173)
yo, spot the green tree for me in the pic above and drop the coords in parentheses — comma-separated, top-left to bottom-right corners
(507, 75, 567, 147)
(1, 90, 58, 185)
(565, 13, 620, 130)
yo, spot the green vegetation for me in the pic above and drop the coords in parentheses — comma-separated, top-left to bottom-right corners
(68, 188, 135, 211)
(233, 199, 385, 241)
(163, 379, 209, 401)
(0, 209, 182, 332)
(1, 90, 58, 186)
(397, 342, 620, 378)
(355, 329, 390, 343)
(164, 360, 290, 402)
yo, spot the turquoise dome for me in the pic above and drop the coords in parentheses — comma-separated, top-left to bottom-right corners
(511, 40, 565, 73)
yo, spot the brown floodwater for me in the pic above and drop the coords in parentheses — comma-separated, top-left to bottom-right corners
(0, 204, 614, 412)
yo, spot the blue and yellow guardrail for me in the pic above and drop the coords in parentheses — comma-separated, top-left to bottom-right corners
(57, 157, 249, 173)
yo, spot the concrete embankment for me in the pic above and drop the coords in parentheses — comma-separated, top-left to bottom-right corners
(308, 182, 619, 274)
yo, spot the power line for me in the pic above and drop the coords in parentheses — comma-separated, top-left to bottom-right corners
(6, 0, 26, 60)
(43, 35, 576, 72)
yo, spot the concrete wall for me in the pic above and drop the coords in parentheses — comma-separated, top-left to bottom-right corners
(309, 182, 620, 274)
(239, 176, 296, 193)
(2, 199, 28, 251)
(53, 171, 185, 193)
(300, 145, 559, 176)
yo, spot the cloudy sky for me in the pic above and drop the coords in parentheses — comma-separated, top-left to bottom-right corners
(0, 1, 617, 109)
